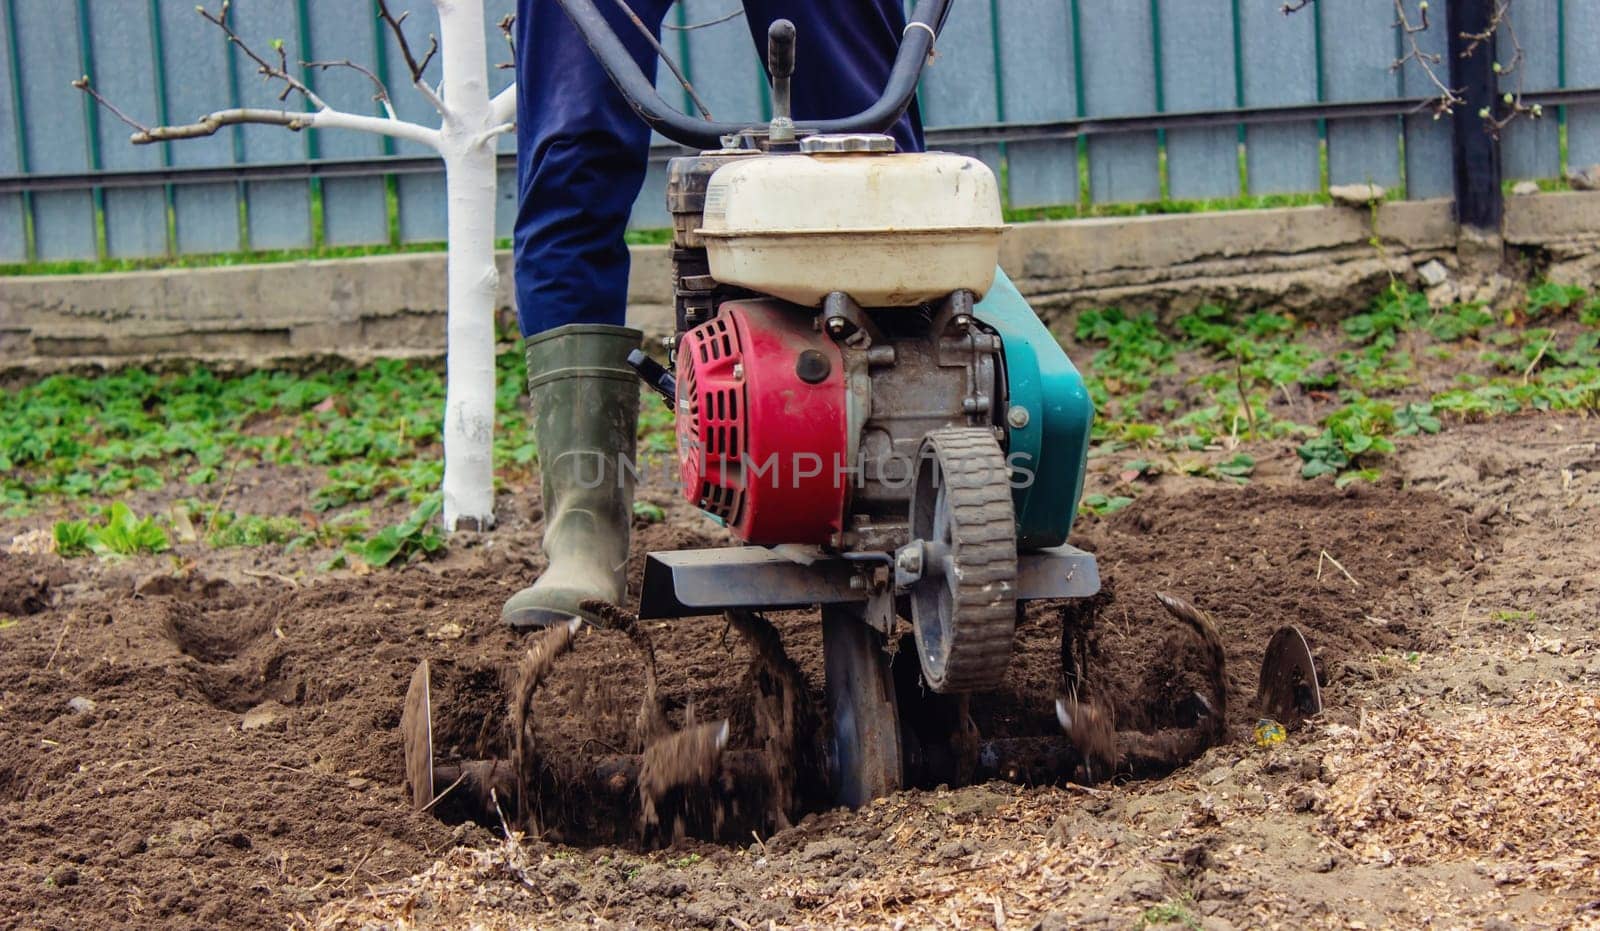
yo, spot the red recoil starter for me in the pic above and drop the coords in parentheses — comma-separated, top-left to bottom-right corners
(674, 300, 850, 545)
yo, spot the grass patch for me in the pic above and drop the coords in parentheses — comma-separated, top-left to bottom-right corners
(0, 230, 675, 278)
(1072, 280, 1600, 485)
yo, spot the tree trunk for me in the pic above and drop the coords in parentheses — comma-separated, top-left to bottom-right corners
(435, 0, 498, 530)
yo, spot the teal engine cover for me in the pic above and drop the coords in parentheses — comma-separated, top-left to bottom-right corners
(973, 269, 1094, 550)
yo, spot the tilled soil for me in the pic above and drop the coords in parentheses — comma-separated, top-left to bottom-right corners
(3, 415, 1598, 930)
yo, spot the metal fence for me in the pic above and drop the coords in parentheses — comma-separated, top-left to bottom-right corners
(2, 0, 1598, 263)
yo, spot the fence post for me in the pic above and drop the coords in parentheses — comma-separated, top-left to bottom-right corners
(1447, 0, 1503, 233)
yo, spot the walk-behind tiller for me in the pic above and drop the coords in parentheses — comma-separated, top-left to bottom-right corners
(584, 3, 1101, 806)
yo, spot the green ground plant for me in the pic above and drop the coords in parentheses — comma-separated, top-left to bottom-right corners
(53, 503, 170, 558)
(1069, 280, 1600, 487)
(359, 496, 446, 567)
(5, 279, 1598, 560)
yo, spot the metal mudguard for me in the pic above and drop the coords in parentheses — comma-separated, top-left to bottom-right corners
(638, 544, 1099, 619)
(974, 268, 1095, 549)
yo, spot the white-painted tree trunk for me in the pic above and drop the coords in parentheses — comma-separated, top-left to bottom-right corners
(434, 0, 502, 531)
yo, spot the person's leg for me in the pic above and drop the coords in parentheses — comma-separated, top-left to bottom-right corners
(505, 0, 672, 628)
(740, 0, 925, 154)
(513, 0, 674, 336)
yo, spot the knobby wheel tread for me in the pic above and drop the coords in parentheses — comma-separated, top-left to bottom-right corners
(918, 427, 1018, 692)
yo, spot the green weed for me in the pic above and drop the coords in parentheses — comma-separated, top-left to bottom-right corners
(55, 503, 170, 558)
(53, 520, 92, 557)
(1526, 281, 1587, 317)
(1297, 397, 1396, 482)
(359, 495, 445, 568)
(1081, 493, 1135, 516)
(205, 512, 306, 548)
(1138, 897, 1201, 930)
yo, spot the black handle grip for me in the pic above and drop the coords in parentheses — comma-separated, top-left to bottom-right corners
(627, 349, 677, 404)
(767, 19, 796, 80)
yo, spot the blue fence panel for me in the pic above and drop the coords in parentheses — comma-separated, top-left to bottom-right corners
(495, 163, 517, 240)
(0, 1, 25, 261)
(1570, 0, 1600, 171)
(918, 0, 1002, 182)
(996, 2, 1078, 209)
(1158, 0, 1239, 201)
(4, 0, 1597, 262)
(1399, 2, 1455, 199)
(158, 0, 242, 254)
(88, 1, 168, 258)
(307, 0, 389, 246)
(1503, 0, 1562, 180)
(14, 0, 96, 260)
(1078, 0, 1159, 204)
(1238, 0, 1321, 195)
(1321, 0, 1403, 189)
(679, 0, 762, 126)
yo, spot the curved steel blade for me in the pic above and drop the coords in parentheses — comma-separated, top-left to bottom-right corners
(401, 660, 434, 811)
(1257, 626, 1322, 726)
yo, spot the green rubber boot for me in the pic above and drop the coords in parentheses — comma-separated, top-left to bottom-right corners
(502, 324, 643, 629)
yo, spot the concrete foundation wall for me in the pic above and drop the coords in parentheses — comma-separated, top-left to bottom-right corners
(3, 192, 1598, 369)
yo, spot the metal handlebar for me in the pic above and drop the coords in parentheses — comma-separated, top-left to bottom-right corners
(551, 0, 953, 149)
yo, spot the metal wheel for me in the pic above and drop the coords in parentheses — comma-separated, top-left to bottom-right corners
(822, 603, 903, 807)
(907, 427, 1018, 693)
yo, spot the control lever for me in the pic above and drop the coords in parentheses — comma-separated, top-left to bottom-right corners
(767, 19, 796, 143)
(627, 349, 677, 405)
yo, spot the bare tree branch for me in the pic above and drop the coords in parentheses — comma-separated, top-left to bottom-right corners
(611, 0, 713, 119)
(376, 0, 439, 85)
(1459, 0, 1544, 137)
(73, 2, 440, 151)
(303, 58, 395, 118)
(489, 84, 518, 126)
(497, 14, 516, 71)
(662, 7, 744, 31)
(197, 1, 328, 110)
(1390, 0, 1463, 117)
(374, 0, 446, 116)
(71, 77, 152, 135)
(130, 107, 311, 143)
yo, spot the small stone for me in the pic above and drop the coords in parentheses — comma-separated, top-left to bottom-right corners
(1286, 784, 1322, 812)
(240, 701, 286, 732)
(5, 528, 55, 555)
(1425, 281, 1459, 308)
(1511, 180, 1541, 196)
(1329, 182, 1386, 206)
(427, 622, 465, 641)
(66, 696, 97, 715)
(1416, 259, 1449, 287)
(1201, 766, 1232, 786)
(1566, 164, 1600, 191)
(1111, 865, 1167, 903)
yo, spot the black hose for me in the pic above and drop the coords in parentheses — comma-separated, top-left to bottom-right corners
(551, 0, 953, 149)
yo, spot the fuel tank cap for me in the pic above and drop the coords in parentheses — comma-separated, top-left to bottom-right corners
(799, 133, 897, 154)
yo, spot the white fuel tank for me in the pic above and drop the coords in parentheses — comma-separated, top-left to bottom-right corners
(697, 139, 1006, 307)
